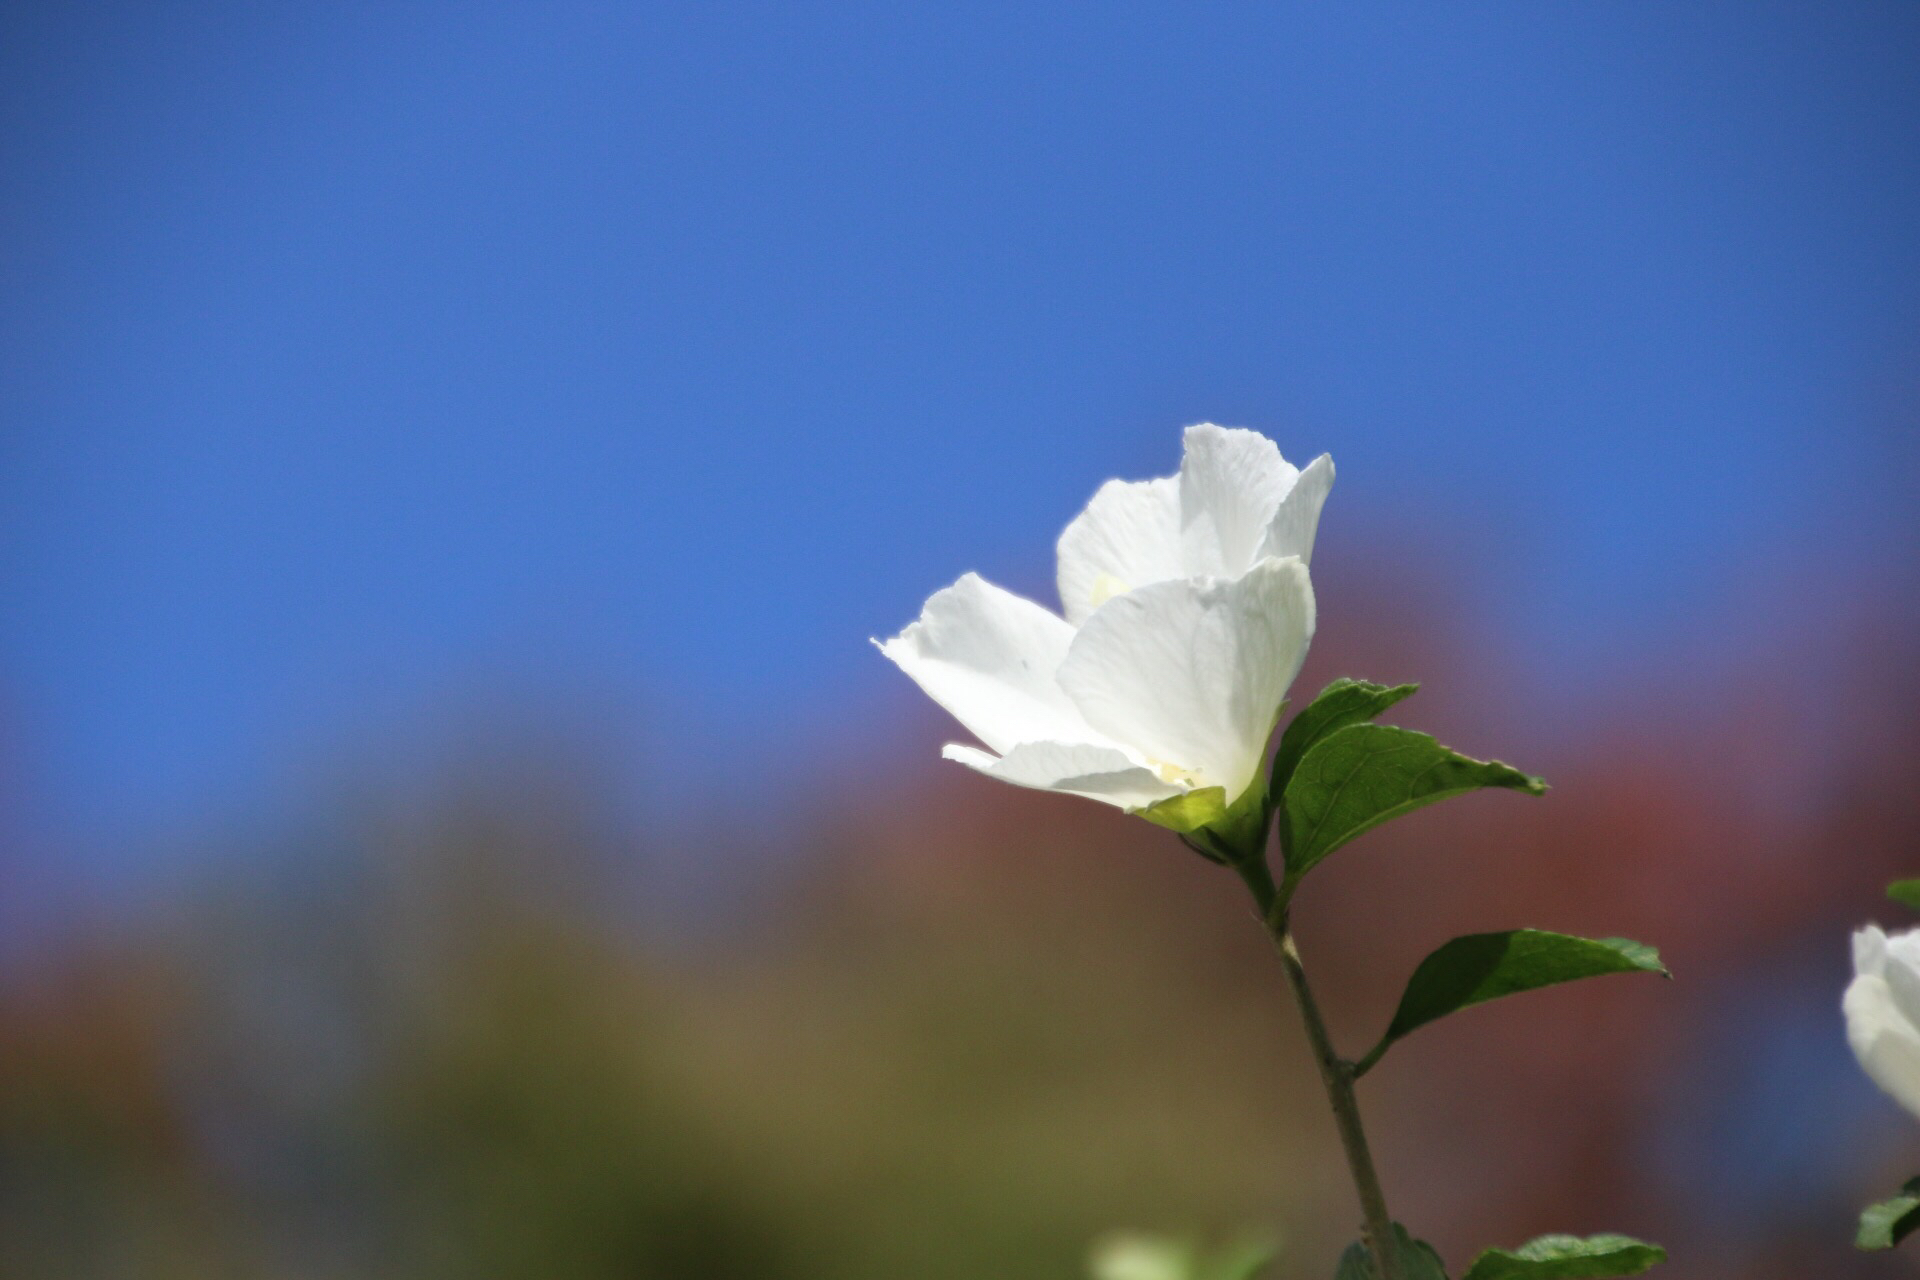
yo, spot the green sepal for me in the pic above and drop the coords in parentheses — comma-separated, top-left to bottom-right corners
(1282, 723, 1545, 884)
(1888, 880, 1920, 912)
(1270, 678, 1419, 799)
(1458, 1234, 1665, 1279)
(1139, 772, 1272, 866)
(1333, 1224, 1448, 1280)
(1138, 787, 1229, 834)
(1355, 931, 1667, 1074)
(1857, 1177, 1920, 1250)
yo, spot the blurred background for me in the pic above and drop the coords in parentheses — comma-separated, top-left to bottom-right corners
(4, 4, 1919, 1277)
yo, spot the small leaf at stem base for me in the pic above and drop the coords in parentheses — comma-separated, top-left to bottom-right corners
(1458, 1233, 1665, 1279)
(1857, 1177, 1920, 1250)
(1887, 879, 1920, 912)
(1333, 1224, 1448, 1280)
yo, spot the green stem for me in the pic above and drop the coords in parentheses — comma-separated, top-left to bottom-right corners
(1234, 859, 1402, 1280)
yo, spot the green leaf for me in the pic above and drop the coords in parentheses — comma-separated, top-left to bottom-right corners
(1270, 678, 1419, 798)
(1459, 1234, 1665, 1280)
(1857, 1177, 1920, 1250)
(1281, 723, 1545, 882)
(1333, 1224, 1449, 1280)
(1888, 880, 1920, 912)
(1358, 932, 1667, 1072)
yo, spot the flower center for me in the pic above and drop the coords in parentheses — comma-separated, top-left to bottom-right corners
(1149, 758, 1203, 787)
(1089, 572, 1132, 610)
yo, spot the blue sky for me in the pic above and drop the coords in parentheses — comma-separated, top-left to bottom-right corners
(4, 3, 1918, 858)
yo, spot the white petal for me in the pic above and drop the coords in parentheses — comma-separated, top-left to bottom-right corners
(1886, 939, 1920, 1032)
(876, 573, 1097, 755)
(1256, 453, 1335, 566)
(1856, 925, 1889, 977)
(1886, 925, 1920, 973)
(1055, 476, 1184, 626)
(1057, 556, 1315, 804)
(1178, 424, 1300, 578)
(942, 741, 1184, 811)
(1846, 973, 1920, 1120)
(1888, 960, 1920, 1042)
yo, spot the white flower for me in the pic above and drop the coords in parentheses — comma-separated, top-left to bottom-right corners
(1845, 924, 1920, 1119)
(876, 425, 1331, 830)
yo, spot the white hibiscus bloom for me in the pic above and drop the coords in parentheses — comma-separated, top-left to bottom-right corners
(1846, 923, 1920, 1120)
(877, 425, 1331, 836)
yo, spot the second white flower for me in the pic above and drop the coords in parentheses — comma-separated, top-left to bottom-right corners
(1847, 923, 1920, 1120)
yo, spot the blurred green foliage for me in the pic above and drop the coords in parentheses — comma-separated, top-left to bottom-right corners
(0, 776, 1322, 1279)
(8, 630, 1917, 1280)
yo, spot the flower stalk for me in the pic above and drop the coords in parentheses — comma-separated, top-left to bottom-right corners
(1233, 856, 1402, 1280)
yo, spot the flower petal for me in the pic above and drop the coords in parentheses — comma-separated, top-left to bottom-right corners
(1856, 925, 1889, 978)
(1846, 973, 1920, 1119)
(1887, 925, 1920, 972)
(1055, 475, 1183, 626)
(1256, 452, 1335, 565)
(876, 573, 1097, 755)
(1057, 556, 1315, 804)
(1887, 943, 1920, 1033)
(942, 741, 1184, 811)
(1178, 424, 1300, 578)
